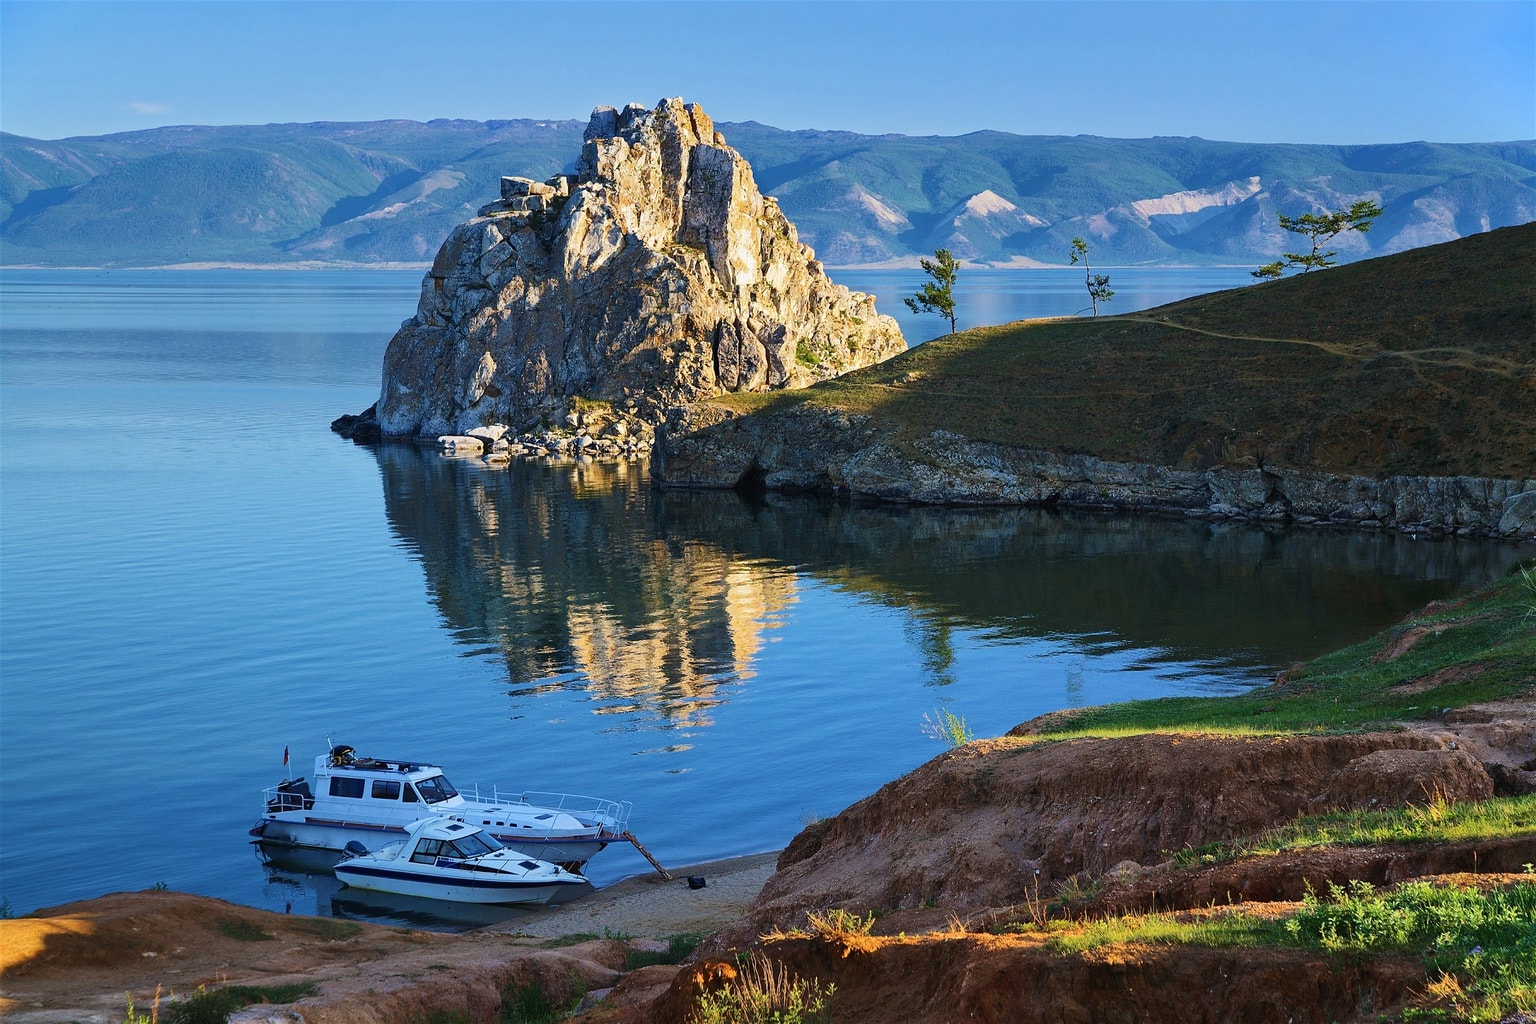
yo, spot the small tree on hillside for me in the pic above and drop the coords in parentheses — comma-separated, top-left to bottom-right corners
(1253, 199, 1384, 279)
(1069, 236, 1113, 316)
(906, 248, 959, 333)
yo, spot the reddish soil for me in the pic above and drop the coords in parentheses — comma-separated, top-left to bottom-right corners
(0, 891, 625, 1024)
(596, 699, 1535, 1024)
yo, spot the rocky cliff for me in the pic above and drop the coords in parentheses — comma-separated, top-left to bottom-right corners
(655, 404, 1536, 539)
(363, 99, 905, 439)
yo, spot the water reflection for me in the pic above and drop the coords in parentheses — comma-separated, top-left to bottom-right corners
(375, 446, 1528, 722)
(377, 447, 798, 730)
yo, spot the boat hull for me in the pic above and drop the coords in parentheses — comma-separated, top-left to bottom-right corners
(334, 862, 583, 906)
(254, 816, 612, 868)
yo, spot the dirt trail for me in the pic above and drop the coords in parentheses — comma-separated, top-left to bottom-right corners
(1120, 315, 1530, 377)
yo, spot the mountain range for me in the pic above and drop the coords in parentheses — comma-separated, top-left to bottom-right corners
(3, 116, 1533, 268)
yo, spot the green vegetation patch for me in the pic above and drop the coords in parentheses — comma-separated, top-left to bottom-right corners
(1288, 879, 1536, 1022)
(1174, 794, 1536, 869)
(1007, 880, 1535, 1022)
(690, 952, 835, 1024)
(212, 918, 274, 942)
(625, 931, 706, 970)
(292, 917, 362, 940)
(1038, 908, 1278, 954)
(125, 983, 320, 1024)
(499, 976, 587, 1024)
(1023, 567, 1536, 740)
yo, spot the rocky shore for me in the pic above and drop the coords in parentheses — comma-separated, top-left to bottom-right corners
(655, 402, 1536, 540)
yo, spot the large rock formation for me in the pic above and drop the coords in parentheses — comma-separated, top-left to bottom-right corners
(367, 98, 905, 438)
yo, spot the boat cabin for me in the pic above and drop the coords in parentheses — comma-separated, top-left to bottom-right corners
(267, 745, 463, 813)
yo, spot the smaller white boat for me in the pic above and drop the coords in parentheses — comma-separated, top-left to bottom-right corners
(333, 816, 586, 906)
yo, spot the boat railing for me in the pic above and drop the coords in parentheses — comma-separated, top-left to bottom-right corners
(261, 779, 315, 812)
(459, 786, 632, 832)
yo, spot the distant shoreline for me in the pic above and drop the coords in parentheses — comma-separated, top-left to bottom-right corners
(0, 260, 1254, 272)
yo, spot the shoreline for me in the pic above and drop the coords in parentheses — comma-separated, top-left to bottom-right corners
(496, 851, 781, 939)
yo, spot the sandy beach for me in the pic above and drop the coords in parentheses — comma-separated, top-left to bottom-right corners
(496, 852, 780, 939)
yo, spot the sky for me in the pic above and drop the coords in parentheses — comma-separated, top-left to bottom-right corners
(2, 0, 1533, 145)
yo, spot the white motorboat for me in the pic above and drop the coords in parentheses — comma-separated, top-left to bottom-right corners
(333, 816, 586, 905)
(250, 744, 631, 870)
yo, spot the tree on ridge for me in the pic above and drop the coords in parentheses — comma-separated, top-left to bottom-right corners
(1253, 199, 1385, 279)
(906, 248, 960, 334)
(1070, 236, 1113, 317)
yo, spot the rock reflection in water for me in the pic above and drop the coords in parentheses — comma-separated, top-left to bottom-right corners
(376, 446, 797, 729)
(375, 444, 1530, 725)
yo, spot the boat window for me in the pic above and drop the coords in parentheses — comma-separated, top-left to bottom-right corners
(402, 784, 419, 803)
(410, 838, 443, 864)
(446, 831, 499, 858)
(414, 774, 459, 804)
(329, 777, 365, 799)
(371, 780, 401, 800)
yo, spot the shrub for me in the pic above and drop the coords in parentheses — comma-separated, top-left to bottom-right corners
(1286, 880, 1536, 1022)
(921, 708, 973, 747)
(689, 953, 834, 1024)
(807, 908, 876, 937)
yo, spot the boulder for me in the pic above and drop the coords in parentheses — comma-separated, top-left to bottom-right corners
(437, 434, 484, 454)
(371, 98, 905, 439)
(1498, 490, 1536, 539)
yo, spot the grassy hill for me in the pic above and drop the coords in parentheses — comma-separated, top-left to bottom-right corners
(711, 223, 1536, 482)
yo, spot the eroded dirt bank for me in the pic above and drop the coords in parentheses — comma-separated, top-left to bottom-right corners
(601, 700, 1534, 1024)
(6, 703, 1532, 1024)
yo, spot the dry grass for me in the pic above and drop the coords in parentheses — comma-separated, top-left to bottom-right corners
(712, 224, 1536, 481)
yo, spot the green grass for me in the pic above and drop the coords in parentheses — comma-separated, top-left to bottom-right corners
(1019, 567, 1535, 741)
(499, 976, 586, 1024)
(689, 952, 835, 1024)
(625, 931, 707, 970)
(129, 982, 319, 1024)
(1038, 908, 1279, 954)
(212, 919, 274, 942)
(1287, 880, 1536, 1022)
(1002, 880, 1536, 1023)
(1173, 794, 1536, 870)
(292, 918, 362, 940)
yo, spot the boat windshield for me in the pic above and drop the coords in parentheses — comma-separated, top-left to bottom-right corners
(445, 831, 500, 858)
(415, 774, 458, 804)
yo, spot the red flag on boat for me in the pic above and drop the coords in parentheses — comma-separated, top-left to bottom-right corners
(283, 745, 289, 767)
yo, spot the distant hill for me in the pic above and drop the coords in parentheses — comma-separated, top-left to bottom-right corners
(3, 117, 1533, 269)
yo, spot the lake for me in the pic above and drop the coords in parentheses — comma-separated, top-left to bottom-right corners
(1, 267, 1528, 929)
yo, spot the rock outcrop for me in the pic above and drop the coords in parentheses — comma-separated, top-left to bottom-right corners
(366, 98, 905, 439)
(654, 404, 1536, 539)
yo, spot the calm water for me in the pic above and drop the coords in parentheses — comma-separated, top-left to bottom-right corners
(1, 268, 1527, 928)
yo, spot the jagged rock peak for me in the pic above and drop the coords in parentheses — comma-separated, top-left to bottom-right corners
(371, 97, 906, 439)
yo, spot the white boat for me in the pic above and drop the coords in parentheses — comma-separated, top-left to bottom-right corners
(334, 816, 586, 905)
(250, 744, 631, 870)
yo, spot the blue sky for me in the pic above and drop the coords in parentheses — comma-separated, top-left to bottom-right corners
(2, 1, 1532, 144)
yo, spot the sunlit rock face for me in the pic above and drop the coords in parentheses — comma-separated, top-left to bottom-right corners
(375, 98, 905, 438)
